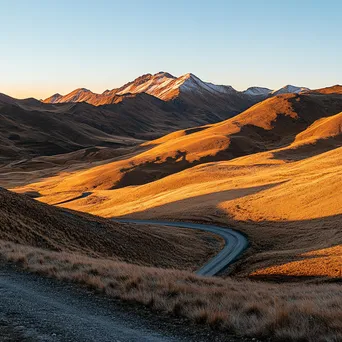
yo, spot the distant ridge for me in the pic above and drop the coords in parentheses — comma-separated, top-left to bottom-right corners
(308, 85, 342, 95)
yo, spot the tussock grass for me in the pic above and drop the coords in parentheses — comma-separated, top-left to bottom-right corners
(1, 240, 341, 342)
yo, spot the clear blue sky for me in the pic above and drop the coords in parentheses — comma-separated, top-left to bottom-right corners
(1, 0, 341, 99)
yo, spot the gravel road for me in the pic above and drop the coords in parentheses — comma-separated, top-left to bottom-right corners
(0, 266, 254, 342)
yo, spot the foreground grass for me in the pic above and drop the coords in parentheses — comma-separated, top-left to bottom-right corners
(1, 240, 341, 342)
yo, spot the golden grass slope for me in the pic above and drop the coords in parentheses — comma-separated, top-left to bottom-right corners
(23, 144, 342, 279)
(251, 245, 342, 278)
(293, 111, 342, 144)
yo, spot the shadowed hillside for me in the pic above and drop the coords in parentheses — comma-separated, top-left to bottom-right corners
(0, 76, 262, 164)
(0, 188, 221, 270)
(43, 72, 264, 117)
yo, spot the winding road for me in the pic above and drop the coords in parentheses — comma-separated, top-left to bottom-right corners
(114, 219, 249, 276)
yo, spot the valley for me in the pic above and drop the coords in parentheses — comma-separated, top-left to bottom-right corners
(1, 72, 341, 342)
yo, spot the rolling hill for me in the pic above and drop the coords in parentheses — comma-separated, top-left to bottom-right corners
(28, 137, 342, 279)
(13, 86, 342, 280)
(0, 100, 142, 163)
(308, 84, 342, 94)
(19, 91, 342, 193)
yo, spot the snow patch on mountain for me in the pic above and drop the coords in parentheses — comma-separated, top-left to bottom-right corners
(272, 85, 309, 95)
(243, 87, 272, 96)
(43, 93, 63, 104)
(178, 73, 237, 96)
(116, 72, 177, 97)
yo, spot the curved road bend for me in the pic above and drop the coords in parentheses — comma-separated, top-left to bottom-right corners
(55, 193, 248, 275)
(114, 219, 248, 276)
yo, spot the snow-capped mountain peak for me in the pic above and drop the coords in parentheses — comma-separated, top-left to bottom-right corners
(43, 93, 63, 104)
(271, 85, 309, 95)
(243, 87, 272, 96)
(153, 71, 176, 79)
(176, 73, 236, 96)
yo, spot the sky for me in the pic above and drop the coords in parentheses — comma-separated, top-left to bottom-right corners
(0, 0, 341, 99)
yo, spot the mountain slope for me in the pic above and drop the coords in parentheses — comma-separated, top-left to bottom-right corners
(43, 93, 63, 103)
(293, 111, 342, 145)
(0, 101, 143, 163)
(0, 93, 43, 108)
(116, 72, 236, 100)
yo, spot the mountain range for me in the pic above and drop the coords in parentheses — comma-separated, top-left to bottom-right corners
(43, 71, 308, 105)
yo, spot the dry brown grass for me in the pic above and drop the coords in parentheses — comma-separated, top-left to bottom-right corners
(1, 241, 341, 342)
(292, 112, 342, 145)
